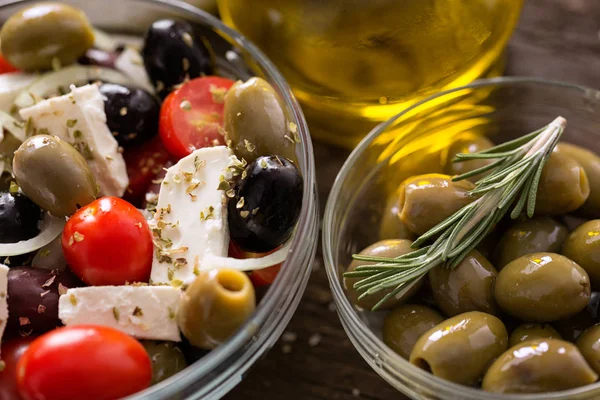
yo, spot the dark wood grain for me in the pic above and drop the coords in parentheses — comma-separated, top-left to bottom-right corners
(226, 1, 600, 399)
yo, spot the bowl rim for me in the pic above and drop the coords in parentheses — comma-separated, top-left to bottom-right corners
(323, 76, 600, 400)
(0, 0, 317, 399)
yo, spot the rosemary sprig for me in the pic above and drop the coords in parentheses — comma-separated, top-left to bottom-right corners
(345, 116, 567, 311)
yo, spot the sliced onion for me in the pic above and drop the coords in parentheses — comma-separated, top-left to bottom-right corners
(0, 110, 26, 141)
(0, 72, 37, 113)
(0, 213, 65, 257)
(93, 29, 143, 52)
(201, 241, 293, 272)
(115, 47, 154, 94)
(14, 65, 134, 109)
(93, 28, 119, 52)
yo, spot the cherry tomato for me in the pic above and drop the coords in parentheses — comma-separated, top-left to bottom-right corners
(62, 197, 153, 285)
(159, 76, 234, 159)
(17, 326, 151, 400)
(0, 56, 18, 74)
(123, 135, 172, 206)
(0, 337, 34, 400)
(229, 241, 282, 287)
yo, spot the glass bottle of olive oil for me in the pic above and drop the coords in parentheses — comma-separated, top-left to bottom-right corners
(219, 0, 523, 148)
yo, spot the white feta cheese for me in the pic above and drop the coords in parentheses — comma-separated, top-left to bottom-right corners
(150, 146, 233, 285)
(19, 84, 129, 196)
(0, 264, 8, 355)
(115, 47, 154, 94)
(58, 286, 181, 342)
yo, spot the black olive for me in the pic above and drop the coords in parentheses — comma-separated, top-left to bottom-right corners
(228, 156, 303, 253)
(142, 19, 213, 98)
(99, 83, 160, 148)
(6, 267, 83, 339)
(0, 191, 42, 243)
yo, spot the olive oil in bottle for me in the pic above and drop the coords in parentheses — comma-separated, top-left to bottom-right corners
(219, 0, 523, 147)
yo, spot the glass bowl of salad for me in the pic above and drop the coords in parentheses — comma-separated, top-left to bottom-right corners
(0, 0, 318, 399)
(323, 77, 600, 400)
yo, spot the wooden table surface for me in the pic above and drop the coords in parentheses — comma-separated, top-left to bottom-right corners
(226, 1, 600, 399)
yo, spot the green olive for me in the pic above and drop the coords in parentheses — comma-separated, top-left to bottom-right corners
(378, 189, 417, 241)
(495, 253, 591, 322)
(493, 217, 568, 269)
(576, 323, 600, 374)
(398, 174, 475, 236)
(0, 3, 94, 71)
(535, 151, 590, 216)
(142, 341, 187, 385)
(482, 338, 598, 393)
(562, 219, 600, 290)
(177, 269, 256, 349)
(410, 311, 508, 386)
(428, 250, 498, 317)
(508, 323, 562, 347)
(344, 239, 422, 311)
(557, 143, 600, 217)
(444, 134, 494, 182)
(382, 304, 444, 359)
(223, 77, 296, 163)
(13, 135, 97, 217)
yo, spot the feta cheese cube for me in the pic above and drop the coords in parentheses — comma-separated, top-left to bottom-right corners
(58, 286, 181, 342)
(19, 84, 129, 196)
(0, 264, 8, 355)
(150, 146, 233, 285)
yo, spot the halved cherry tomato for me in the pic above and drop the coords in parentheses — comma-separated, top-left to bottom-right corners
(0, 55, 18, 74)
(123, 135, 172, 207)
(229, 241, 282, 287)
(62, 197, 153, 286)
(16, 326, 151, 400)
(0, 337, 34, 400)
(159, 76, 234, 159)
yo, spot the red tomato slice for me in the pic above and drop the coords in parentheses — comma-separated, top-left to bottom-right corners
(0, 337, 34, 400)
(228, 241, 282, 287)
(61, 197, 153, 286)
(17, 326, 151, 400)
(123, 135, 172, 207)
(159, 76, 234, 159)
(0, 55, 18, 74)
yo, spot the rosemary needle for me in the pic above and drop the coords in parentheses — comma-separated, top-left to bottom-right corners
(345, 116, 567, 311)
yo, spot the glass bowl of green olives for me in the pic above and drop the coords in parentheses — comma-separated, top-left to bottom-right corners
(0, 0, 317, 399)
(324, 77, 600, 400)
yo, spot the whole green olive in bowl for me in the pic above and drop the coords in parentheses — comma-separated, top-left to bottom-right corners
(177, 269, 256, 350)
(224, 77, 296, 163)
(444, 134, 495, 182)
(382, 304, 444, 359)
(428, 250, 498, 317)
(508, 323, 562, 347)
(397, 173, 475, 236)
(556, 143, 600, 217)
(482, 339, 598, 393)
(563, 219, 600, 290)
(495, 252, 591, 322)
(0, 2, 94, 71)
(493, 217, 568, 269)
(344, 239, 423, 311)
(535, 151, 590, 216)
(410, 311, 508, 386)
(13, 135, 98, 217)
